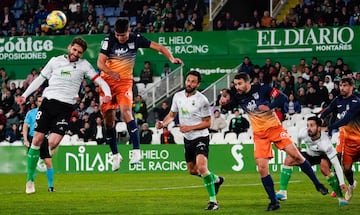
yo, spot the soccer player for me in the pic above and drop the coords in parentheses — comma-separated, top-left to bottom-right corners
(220, 73, 328, 211)
(276, 116, 348, 205)
(23, 96, 56, 192)
(320, 77, 360, 200)
(156, 71, 224, 210)
(97, 19, 182, 170)
(17, 37, 112, 194)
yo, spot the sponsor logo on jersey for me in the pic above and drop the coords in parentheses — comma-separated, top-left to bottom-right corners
(101, 40, 108, 50)
(128, 42, 135, 49)
(115, 48, 128, 55)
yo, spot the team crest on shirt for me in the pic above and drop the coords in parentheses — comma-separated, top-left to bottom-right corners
(252, 92, 259, 100)
(128, 42, 135, 49)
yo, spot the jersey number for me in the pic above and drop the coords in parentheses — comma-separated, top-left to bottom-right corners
(36, 111, 42, 120)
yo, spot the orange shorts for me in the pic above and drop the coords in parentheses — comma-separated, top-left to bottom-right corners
(253, 126, 293, 159)
(337, 125, 360, 165)
(99, 78, 133, 113)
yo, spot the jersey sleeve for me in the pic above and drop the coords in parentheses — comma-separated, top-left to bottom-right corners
(200, 96, 211, 118)
(40, 57, 55, 79)
(99, 36, 111, 56)
(83, 60, 98, 80)
(135, 33, 151, 48)
(170, 93, 179, 113)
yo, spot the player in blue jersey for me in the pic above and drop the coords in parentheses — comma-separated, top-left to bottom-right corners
(320, 77, 360, 200)
(23, 96, 56, 192)
(220, 73, 328, 211)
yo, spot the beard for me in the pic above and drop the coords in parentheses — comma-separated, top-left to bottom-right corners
(185, 86, 196, 94)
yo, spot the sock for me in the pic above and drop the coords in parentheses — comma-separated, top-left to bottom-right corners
(127, 120, 140, 149)
(202, 171, 217, 202)
(326, 173, 343, 198)
(345, 170, 354, 185)
(299, 160, 321, 186)
(279, 166, 293, 191)
(106, 127, 118, 154)
(46, 168, 54, 188)
(261, 175, 277, 204)
(27, 146, 40, 182)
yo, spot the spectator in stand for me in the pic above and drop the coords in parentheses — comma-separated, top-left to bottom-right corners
(249, 9, 261, 28)
(188, 11, 203, 31)
(89, 104, 103, 127)
(354, 73, 360, 92)
(261, 10, 273, 27)
(5, 123, 21, 143)
(23, 68, 39, 88)
(317, 80, 329, 105)
(324, 75, 334, 92)
(139, 61, 153, 86)
(306, 85, 322, 108)
(216, 88, 233, 114)
(67, 111, 81, 138)
(161, 63, 171, 79)
(214, 19, 225, 31)
(238, 56, 254, 76)
(79, 121, 92, 142)
(224, 108, 250, 138)
(70, 5, 84, 25)
(96, 15, 109, 33)
(0, 68, 9, 86)
(209, 109, 226, 133)
(132, 95, 148, 126)
(160, 126, 176, 144)
(92, 116, 106, 145)
(1, 7, 16, 31)
(331, 81, 340, 97)
(139, 122, 152, 144)
(1, 89, 15, 112)
(284, 93, 301, 116)
(155, 101, 170, 121)
(5, 108, 20, 131)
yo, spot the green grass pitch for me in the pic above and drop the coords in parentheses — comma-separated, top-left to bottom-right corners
(0, 172, 358, 214)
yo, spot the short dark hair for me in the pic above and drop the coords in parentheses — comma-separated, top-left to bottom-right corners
(71, 37, 87, 52)
(234, 72, 250, 82)
(186, 70, 201, 83)
(307, 116, 322, 126)
(115, 19, 129, 33)
(340, 77, 354, 86)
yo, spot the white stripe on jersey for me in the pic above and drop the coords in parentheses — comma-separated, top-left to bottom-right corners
(41, 55, 98, 105)
(171, 90, 211, 140)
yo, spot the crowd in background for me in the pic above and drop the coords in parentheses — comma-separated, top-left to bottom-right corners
(1, 0, 360, 144)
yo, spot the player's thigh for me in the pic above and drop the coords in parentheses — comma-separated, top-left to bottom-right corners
(271, 126, 293, 150)
(253, 134, 273, 159)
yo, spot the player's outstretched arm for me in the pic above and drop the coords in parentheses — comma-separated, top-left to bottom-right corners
(97, 53, 120, 80)
(150, 41, 183, 64)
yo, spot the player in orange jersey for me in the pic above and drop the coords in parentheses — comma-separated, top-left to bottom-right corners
(97, 19, 182, 170)
(220, 73, 328, 211)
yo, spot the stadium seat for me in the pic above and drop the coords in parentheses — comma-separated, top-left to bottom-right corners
(107, 17, 118, 27)
(13, 0, 24, 9)
(85, 141, 97, 146)
(286, 126, 298, 143)
(151, 133, 161, 144)
(0, 141, 10, 146)
(171, 128, 184, 144)
(129, 16, 137, 26)
(104, 7, 115, 17)
(114, 7, 123, 16)
(11, 141, 23, 146)
(60, 135, 72, 145)
(95, 7, 104, 16)
(224, 132, 238, 144)
(238, 133, 252, 144)
(210, 133, 226, 144)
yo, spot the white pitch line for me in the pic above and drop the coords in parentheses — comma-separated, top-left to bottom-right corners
(0, 180, 302, 194)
